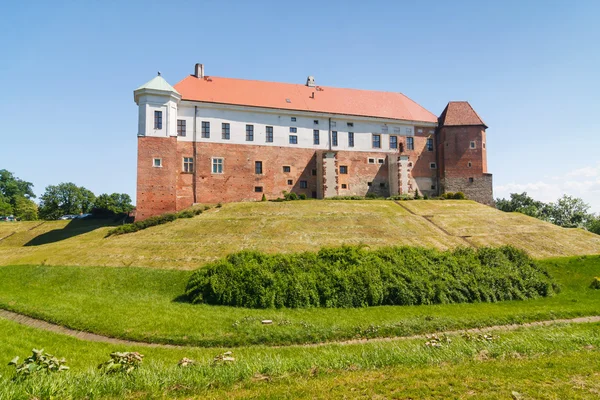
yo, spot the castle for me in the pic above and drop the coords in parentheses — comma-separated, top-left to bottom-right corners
(134, 64, 492, 220)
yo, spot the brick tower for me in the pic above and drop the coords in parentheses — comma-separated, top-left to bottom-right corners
(437, 102, 493, 205)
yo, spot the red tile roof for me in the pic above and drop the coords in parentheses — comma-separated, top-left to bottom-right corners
(438, 101, 487, 128)
(174, 75, 438, 124)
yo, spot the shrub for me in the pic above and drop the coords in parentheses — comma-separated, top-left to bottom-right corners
(185, 245, 559, 309)
(299, 193, 307, 200)
(261, 194, 266, 202)
(453, 192, 466, 200)
(591, 277, 600, 289)
(98, 352, 144, 374)
(105, 207, 208, 237)
(414, 189, 421, 200)
(365, 192, 381, 199)
(177, 210, 195, 219)
(8, 349, 69, 379)
(327, 195, 365, 200)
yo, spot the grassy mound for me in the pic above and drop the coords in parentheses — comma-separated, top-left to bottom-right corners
(185, 245, 559, 309)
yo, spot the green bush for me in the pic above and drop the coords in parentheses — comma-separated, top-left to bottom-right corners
(185, 245, 559, 309)
(327, 195, 365, 200)
(440, 192, 467, 200)
(106, 207, 207, 237)
(299, 193, 307, 200)
(98, 352, 144, 374)
(8, 349, 69, 379)
(590, 277, 600, 289)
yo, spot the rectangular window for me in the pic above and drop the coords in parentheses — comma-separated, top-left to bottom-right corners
(266, 126, 274, 143)
(378, 158, 384, 164)
(427, 138, 434, 151)
(389, 135, 398, 149)
(177, 120, 186, 136)
(332, 131, 338, 146)
(368, 158, 375, 164)
(311, 169, 317, 176)
(470, 141, 476, 149)
(153, 158, 162, 167)
(348, 132, 354, 147)
(289, 135, 298, 144)
(407, 137, 414, 150)
(311, 191, 317, 198)
(222, 123, 230, 140)
(246, 125, 254, 141)
(340, 165, 348, 174)
(291, 117, 296, 122)
(313, 129, 320, 145)
(300, 180, 308, 189)
(287, 179, 293, 185)
(347, 122, 354, 128)
(469, 177, 474, 183)
(254, 186, 263, 193)
(201, 121, 210, 138)
(314, 120, 319, 125)
(212, 158, 223, 174)
(372, 134, 381, 148)
(431, 184, 436, 190)
(289, 127, 297, 133)
(430, 162, 437, 169)
(283, 166, 291, 173)
(341, 183, 347, 189)
(154, 111, 162, 129)
(255, 161, 263, 174)
(380, 182, 386, 188)
(183, 157, 194, 173)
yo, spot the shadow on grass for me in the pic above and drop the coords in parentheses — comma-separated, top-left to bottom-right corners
(24, 218, 122, 246)
(172, 294, 191, 303)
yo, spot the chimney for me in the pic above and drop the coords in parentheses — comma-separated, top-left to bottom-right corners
(194, 63, 204, 79)
(306, 75, 315, 87)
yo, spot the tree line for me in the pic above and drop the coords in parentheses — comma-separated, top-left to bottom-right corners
(0, 169, 133, 221)
(496, 192, 600, 235)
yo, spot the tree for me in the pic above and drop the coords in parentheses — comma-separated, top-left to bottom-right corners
(587, 217, 600, 235)
(13, 196, 38, 220)
(0, 195, 12, 215)
(495, 192, 552, 221)
(38, 183, 96, 220)
(0, 170, 37, 219)
(549, 195, 592, 228)
(92, 193, 134, 216)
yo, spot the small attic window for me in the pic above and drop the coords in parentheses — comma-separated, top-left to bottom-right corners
(286, 98, 291, 103)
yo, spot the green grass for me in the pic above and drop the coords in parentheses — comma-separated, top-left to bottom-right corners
(1, 316, 599, 399)
(0, 200, 598, 269)
(0, 255, 598, 347)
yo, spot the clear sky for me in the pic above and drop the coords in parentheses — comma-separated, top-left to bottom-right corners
(2, 0, 599, 212)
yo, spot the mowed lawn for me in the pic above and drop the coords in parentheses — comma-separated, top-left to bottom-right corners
(0, 256, 598, 347)
(0, 200, 599, 269)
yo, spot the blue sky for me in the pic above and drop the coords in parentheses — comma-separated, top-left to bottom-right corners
(2, 0, 599, 212)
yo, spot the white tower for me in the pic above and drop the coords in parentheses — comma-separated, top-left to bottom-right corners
(133, 73, 181, 137)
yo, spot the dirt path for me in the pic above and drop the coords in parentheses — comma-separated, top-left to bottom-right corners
(1, 308, 599, 349)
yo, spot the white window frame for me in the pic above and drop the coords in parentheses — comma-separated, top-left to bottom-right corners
(368, 158, 375, 164)
(377, 158, 385, 164)
(183, 157, 194, 173)
(212, 157, 224, 174)
(153, 158, 162, 168)
(470, 141, 476, 149)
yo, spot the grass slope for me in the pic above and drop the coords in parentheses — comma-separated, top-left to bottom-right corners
(0, 200, 599, 269)
(0, 256, 598, 347)
(0, 317, 599, 399)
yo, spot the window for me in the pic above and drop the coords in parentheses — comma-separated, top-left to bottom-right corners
(347, 122, 354, 127)
(289, 127, 297, 133)
(183, 157, 194, 173)
(468, 161, 472, 168)
(430, 162, 437, 169)
(407, 137, 414, 150)
(389, 136, 398, 149)
(368, 158, 375, 164)
(314, 120, 319, 125)
(201, 121, 210, 138)
(283, 166, 291, 173)
(380, 182, 386, 188)
(177, 120, 186, 136)
(255, 161, 263, 174)
(332, 131, 338, 146)
(154, 111, 162, 129)
(348, 132, 354, 147)
(222, 123, 230, 140)
(153, 158, 162, 167)
(372, 134, 381, 148)
(341, 183, 347, 189)
(367, 182, 372, 187)
(431, 184, 436, 190)
(378, 158, 384, 164)
(254, 186, 263, 193)
(427, 138, 434, 151)
(340, 165, 348, 174)
(313, 129, 320, 145)
(470, 141, 476, 149)
(291, 117, 296, 122)
(331, 121, 337, 127)
(311, 191, 317, 198)
(469, 177, 474, 183)
(287, 179, 293, 185)
(266, 126, 273, 143)
(483, 142, 486, 149)
(246, 125, 254, 141)
(311, 169, 317, 176)
(418, 128, 423, 133)
(289, 135, 298, 144)
(399, 143, 404, 152)
(300, 180, 308, 189)
(212, 158, 223, 174)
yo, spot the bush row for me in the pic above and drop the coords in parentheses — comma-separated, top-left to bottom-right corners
(106, 207, 208, 237)
(185, 245, 559, 309)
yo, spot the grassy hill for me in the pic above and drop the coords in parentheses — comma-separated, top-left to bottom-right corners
(0, 200, 598, 269)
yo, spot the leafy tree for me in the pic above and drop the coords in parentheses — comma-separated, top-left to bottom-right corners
(587, 217, 600, 235)
(38, 183, 96, 220)
(13, 196, 38, 220)
(0, 195, 12, 215)
(0, 170, 37, 219)
(495, 192, 552, 221)
(93, 193, 134, 216)
(549, 195, 592, 228)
